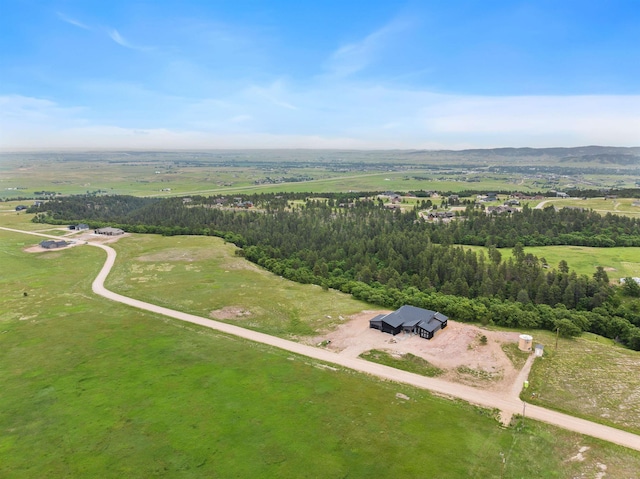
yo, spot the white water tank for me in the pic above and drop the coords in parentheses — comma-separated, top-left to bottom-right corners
(518, 334, 533, 351)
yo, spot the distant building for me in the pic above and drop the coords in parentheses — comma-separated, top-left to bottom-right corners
(40, 240, 70, 249)
(69, 224, 89, 230)
(426, 210, 454, 221)
(486, 205, 515, 215)
(95, 227, 125, 236)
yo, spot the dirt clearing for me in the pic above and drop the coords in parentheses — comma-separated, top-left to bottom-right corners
(306, 311, 524, 394)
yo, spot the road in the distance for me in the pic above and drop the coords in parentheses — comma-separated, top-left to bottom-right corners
(3, 225, 640, 452)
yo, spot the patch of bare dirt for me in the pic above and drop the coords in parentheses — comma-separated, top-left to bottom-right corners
(210, 306, 253, 320)
(75, 232, 130, 245)
(306, 310, 525, 395)
(23, 231, 130, 253)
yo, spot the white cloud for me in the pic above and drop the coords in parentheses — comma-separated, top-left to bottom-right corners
(108, 29, 133, 48)
(1, 90, 639, 150)
(324, 17, 412, 77)
(0, 95, 85, 124)
(421, 94, 640, 146)
(57, 12, 90, 30)
(106, 29, 151, 51)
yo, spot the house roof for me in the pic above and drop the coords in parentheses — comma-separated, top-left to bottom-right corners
(417, 319, 441, 332)
(433, 312, 448, 323)
(96, 227, 124, 234)
(378, 305, 447, 329)
(40, 240, 69, 249)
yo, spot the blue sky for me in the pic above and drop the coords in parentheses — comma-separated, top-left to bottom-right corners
(1, 0, 639, 149)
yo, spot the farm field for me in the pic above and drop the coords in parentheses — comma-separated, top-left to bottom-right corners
(464, 244, 640, 281)
(2, 150, 639, 199)
(4, 219, 640, 477)
(0, 159, 532, 197)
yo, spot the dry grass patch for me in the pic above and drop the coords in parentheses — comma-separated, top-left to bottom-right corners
(210, 306, 254, 320)
(527, 332, 640, 433)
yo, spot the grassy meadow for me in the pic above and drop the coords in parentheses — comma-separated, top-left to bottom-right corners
(540, 197, 640, 218)
(103, 233, 371, 338)
(359, 349, 443, 377)
(464, 244, 640, 281)
(523, 329, 640, 435)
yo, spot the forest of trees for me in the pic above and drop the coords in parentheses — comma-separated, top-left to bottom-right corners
(426, 204, 640, 247)
(30, 193, 640, 350)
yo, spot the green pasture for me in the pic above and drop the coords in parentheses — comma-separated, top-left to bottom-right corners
(3, 154, 638, 198)
(104, 233, 370, 337)
(0, 205, 71, 233)
(501, 343, 531, 370)
(464, 244, 640, 281)
(523, 330, 640, 435)
(541, 197, 640, 218)
(0, 158, 278, 197)
(5, 228, 640, 476)
(359, 349, 443, 377)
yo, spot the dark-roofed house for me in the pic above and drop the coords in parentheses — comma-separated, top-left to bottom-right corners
(69, 223, 89, 230)
(370, 305, 448, 340)
(40, 240, 70, 249)
(95, 227, 124, 236)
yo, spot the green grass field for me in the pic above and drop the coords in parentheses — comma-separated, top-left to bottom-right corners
(3, 213, 640, 477)
(359, 349, 443, 377)
(541, 197, 640, 218)
(103, 233, 370, 338)
(464, 244, 640, 281)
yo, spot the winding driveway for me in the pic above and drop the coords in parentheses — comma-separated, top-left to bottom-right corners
(3, 226, 640, 452)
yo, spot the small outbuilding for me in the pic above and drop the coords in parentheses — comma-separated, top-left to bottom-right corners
(518, 334, 533, 352)
(69, 223, 89, 230)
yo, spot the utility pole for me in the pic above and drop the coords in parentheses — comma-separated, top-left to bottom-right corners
(555, 326, 559, 350)
(500, 452, 505, 479)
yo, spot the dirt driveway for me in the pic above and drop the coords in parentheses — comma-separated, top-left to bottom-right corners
(305, 311, 523, 394)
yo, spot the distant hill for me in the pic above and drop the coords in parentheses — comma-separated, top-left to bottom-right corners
(1, 145, 638, 168)
(407, 146, 640, 166)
